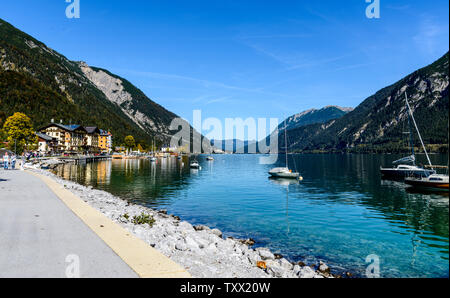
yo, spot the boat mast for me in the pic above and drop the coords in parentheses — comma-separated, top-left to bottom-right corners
(407, 107, 416, 165)
(405, 92, 433, 169)
(284, 119, 288, 168)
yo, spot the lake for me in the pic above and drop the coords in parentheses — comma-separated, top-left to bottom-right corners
(53, 154, 449, 278)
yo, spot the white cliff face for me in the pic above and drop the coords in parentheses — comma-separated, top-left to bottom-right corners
(79, 62, 162, 133)
(79, 62, 132, 106)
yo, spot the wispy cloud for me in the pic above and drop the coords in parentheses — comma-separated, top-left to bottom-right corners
(244, 42, 349, 71)
(236, 33, 311, 40)
(413, 15, 449, 56)
(205, 96, 232, 105)
(118, 69, 293, 100)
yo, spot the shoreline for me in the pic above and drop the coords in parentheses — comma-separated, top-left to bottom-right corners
(27, 164, 340, 278)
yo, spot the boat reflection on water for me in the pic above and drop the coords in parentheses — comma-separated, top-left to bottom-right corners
(268, 177, 302, 236)
(268, 177, 300, 186)
(405, 185, 449, 198)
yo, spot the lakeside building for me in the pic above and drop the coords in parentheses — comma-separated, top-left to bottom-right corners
(37, 122, 113, 155)
(85, 126, 101, 153)
(37, 132, 58, 153)
(99, 130, 113, 154)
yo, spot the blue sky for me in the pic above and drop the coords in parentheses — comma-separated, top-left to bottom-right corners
(1, 0, 449, 139)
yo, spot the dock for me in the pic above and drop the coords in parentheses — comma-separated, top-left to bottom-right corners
(57, 155, 112, 164)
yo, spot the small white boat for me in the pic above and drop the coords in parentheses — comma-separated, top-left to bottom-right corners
(190, 161, 200, 169)
(149, 156, 157, 162)
(268, 119, 301, 180)
(206, 156, 214, 161)
(269, 167, 300, 179)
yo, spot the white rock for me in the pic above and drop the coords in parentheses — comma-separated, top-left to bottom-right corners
(210, 228, 223, 238)
(185, 237, 199, 250)
(319, 261, 329, 273)
(279, 258, 293, 270)
(175, 242, 188, 251)
(179, 221, 194, 231)
(298, 266, 317, 278)
(257, 248, 275, 260)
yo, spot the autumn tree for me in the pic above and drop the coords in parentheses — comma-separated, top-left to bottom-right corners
(3, 112, 38, 154)
(124, 135, 135, 150)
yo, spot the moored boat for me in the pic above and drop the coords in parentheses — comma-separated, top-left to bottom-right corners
(380, 164, 435, 179)
(268, 119, 302, 180)
(381, 93, 436, 180)
(405, 174, 449, 191)
(190, 161, 200, 169)
(269, 167, 300, 179)
(112, 153, 124, 159)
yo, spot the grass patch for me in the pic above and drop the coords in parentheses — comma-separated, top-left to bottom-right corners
(132, 213, 155, 227)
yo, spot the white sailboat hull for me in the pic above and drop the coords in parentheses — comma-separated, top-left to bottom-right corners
(268, 167, 300, 179)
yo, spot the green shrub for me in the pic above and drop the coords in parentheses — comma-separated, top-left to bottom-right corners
(132, 213, 155, 227)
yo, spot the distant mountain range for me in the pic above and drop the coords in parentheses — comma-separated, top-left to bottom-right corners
(256, 52, 449, 154)
(0, 18, 208, 150)
(211, 139, 257, 153)
(282, 106, 353, 131)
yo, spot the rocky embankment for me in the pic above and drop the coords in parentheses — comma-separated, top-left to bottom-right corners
(30, 167, 336, 278)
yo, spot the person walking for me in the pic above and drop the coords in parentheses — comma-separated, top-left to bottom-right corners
(21, 153, 25, 171)
(3, 152, 9, 170)
(11, 154, 16, 170)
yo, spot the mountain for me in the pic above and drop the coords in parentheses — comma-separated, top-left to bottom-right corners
(212, 139, 257, 153)
(0, 18, 205, 150)
(283, 52, 449, 153)
(282, 106, 353, 131)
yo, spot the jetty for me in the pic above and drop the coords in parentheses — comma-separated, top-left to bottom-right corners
(35, 155, 112, 165)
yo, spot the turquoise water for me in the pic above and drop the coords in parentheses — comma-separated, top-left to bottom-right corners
(54, 154, 449, 277)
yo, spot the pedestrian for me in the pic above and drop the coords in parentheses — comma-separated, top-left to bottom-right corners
(11, 154, 16, 170)
(21, 153, 25, 171)
(3, 152, 9, 170)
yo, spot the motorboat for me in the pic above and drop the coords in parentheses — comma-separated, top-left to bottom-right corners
(206, 156, 214, 161)
(405, 174, 449, 191)
(190, 161, 200, 169)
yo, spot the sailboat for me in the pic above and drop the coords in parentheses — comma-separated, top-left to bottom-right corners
(268, 119, 302, 179)
(403, 93, 449, 191)
(149, 138, 157, 162)
(380, 93, 435, 179)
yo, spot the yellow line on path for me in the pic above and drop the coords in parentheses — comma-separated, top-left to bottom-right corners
(27, 170, 191, 278)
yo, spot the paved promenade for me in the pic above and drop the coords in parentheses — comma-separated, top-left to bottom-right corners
(0, 169, 139, 278)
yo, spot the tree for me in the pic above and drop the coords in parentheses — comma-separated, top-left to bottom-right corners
(3, 112, 37, 154)
(137, 144, 144, 152)
(124, 135, 135, 150)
